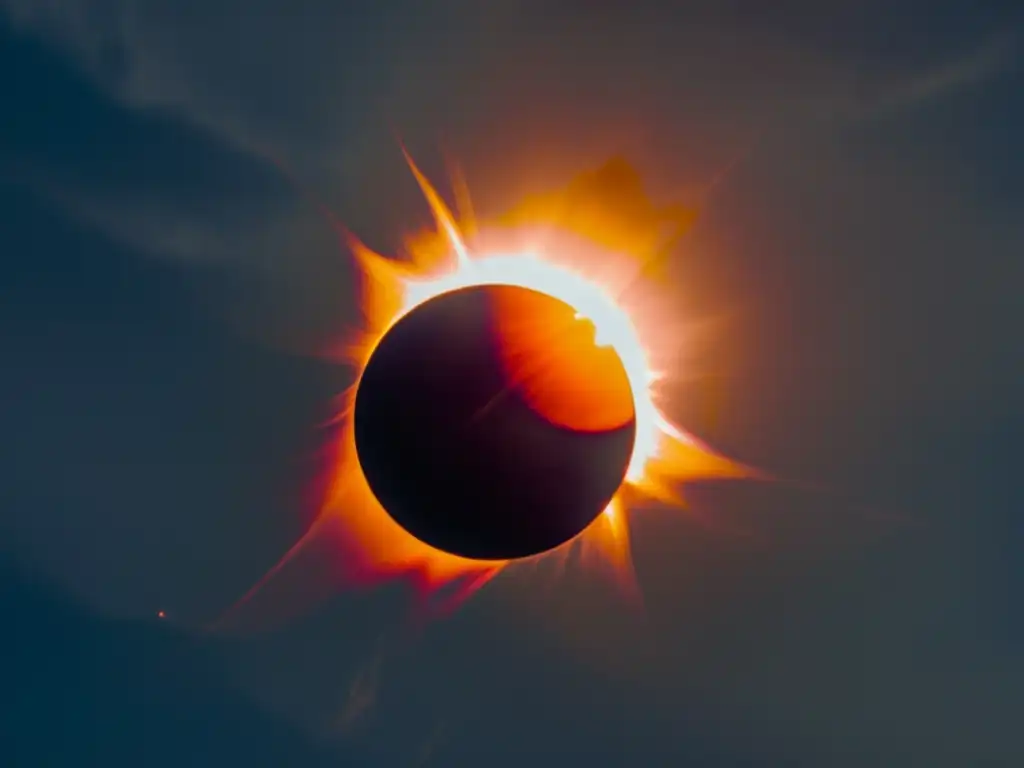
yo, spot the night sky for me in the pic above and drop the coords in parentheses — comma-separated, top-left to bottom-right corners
(1, 2, 1022, 765)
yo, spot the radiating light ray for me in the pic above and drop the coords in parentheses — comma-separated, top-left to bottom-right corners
(223, 153, 761, 624)
(307, 154, 759, 602)
(402, 147, 471, 266)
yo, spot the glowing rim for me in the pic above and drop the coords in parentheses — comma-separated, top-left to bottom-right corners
(222, 155, 759, 625)
(330, 154, 755, 581)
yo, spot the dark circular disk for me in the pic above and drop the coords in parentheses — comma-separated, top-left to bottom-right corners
(353, 283, 637, 561)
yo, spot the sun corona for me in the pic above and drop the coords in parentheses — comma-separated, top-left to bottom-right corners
(312, 154, 753, 605)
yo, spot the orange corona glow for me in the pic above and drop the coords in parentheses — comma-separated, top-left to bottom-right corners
(286, 152, 759, 610)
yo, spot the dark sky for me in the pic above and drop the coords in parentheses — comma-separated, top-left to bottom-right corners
(1, 1, 1022, 765)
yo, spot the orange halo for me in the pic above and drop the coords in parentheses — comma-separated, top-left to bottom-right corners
(282, 152, 759, 610)
(490, 284, 635, 434)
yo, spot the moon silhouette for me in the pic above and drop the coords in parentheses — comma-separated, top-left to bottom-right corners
(353, 283, 636, 561)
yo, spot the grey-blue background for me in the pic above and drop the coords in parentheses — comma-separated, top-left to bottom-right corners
(1, 2, 1021, 765)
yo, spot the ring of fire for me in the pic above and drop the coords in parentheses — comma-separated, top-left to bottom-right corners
(228, 154, 759, 617)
